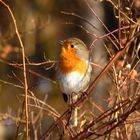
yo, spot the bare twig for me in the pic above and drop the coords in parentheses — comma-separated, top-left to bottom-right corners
(0, 1, 29, 139)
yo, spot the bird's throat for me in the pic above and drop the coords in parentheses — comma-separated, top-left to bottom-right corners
(60, 48, 87, 74)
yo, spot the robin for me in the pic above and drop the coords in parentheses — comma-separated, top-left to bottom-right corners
(56, 37, 92, 126)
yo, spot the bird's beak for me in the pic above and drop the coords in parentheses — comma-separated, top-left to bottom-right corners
(62, 47, 66, 54)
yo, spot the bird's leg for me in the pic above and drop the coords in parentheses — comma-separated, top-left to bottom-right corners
(70, 93, 78, 127)
(66, 93, 79, 127)
(81, 91, 88, 99)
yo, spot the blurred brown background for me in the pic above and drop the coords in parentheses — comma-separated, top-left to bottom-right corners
(0, 0, 119, 139)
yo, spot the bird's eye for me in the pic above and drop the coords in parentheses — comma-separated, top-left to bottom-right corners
(70, 44, 74, 48)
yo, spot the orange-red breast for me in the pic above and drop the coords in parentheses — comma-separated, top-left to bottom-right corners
(56, 37, 92, 102)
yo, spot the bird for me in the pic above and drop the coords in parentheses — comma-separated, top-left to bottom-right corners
(56, 37, 92, 126)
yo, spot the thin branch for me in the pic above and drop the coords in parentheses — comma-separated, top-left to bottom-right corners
(0, 58, 57, 84)
(0, 1, 29, 139)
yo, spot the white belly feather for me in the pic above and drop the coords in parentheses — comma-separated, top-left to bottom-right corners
(57, 64, 92, 94)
